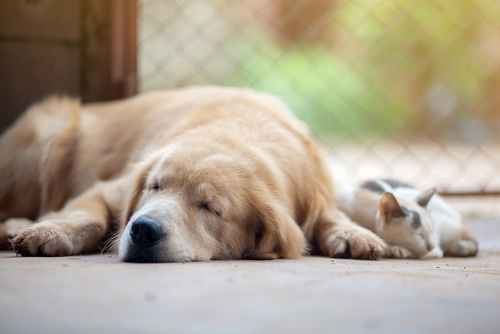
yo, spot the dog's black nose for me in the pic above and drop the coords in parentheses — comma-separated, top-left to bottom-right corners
(130, 216, 165, 247)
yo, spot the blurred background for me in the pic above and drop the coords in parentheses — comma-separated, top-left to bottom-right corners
(1, 0, 499, 196)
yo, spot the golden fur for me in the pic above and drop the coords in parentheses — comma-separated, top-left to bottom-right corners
(0, 87, 386, 262)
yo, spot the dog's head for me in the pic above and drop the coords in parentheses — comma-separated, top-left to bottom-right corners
(117, 143, 305, 262)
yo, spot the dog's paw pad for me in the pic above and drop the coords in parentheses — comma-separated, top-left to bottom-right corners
(11, 224, 72, 256)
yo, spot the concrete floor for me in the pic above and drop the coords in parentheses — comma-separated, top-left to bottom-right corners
(1, 219, 499, 334)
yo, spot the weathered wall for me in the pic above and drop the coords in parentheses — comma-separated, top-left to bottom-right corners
(0, 0, 136, 133)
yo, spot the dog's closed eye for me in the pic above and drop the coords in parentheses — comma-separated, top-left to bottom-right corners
(199, 203, 220, 216)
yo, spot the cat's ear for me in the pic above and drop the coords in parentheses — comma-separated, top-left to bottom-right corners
(416, 187, 437, 207)
(380, 193, 406, 222)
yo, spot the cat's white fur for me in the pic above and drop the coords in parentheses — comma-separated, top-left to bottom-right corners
(338, 179, 478, 259)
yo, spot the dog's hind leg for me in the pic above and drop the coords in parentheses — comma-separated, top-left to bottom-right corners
(11, 177, 125, 256)
(0, 113, 42, 221)
(314, 208, 387, 260)
(0, 97, 80, 221)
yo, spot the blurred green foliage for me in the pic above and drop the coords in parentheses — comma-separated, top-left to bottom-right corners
(226, 39, 400, 140)
(226, 0, 500, 142)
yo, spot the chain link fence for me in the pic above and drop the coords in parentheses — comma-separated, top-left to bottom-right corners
(137, 0, 500, 195)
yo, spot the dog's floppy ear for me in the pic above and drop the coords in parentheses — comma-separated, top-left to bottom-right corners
(122, 156, 158, 226)
(245, 198, 305, 260)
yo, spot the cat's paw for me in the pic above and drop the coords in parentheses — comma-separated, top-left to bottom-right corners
(444, 239, 478, 257)
(326, 225, 386, 260)
(384, 245, 415, 259)
(11, 221, 74, 256)
(422, 246, 443, 259)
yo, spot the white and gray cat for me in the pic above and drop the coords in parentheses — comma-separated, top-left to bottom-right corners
(338, 179, 478, 259)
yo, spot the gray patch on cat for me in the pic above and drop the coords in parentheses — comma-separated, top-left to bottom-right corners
(408, 210, 421, 229)
(361, 180, 386, 194)
(381, 178, 415, 189)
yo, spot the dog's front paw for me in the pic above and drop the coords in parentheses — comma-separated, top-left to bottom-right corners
(0, 218, 34, 250)
(384, 245, 415, 259)
(326, 225, 386, 260)
(11, 222, 74, 256)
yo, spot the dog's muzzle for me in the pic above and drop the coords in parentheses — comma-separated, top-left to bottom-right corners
(122, 216, 166, 262)
(130, 216, 165, 247)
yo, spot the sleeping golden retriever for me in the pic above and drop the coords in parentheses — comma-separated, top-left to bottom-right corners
(0, 86, 386, 262)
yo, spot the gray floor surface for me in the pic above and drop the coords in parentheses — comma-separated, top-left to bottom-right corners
(1, 219, 499, 334)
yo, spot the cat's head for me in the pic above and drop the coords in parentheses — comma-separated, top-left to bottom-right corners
(376, 187, 437, 257)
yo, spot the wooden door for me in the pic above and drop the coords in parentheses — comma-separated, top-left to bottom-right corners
(0, 0, 137, 133)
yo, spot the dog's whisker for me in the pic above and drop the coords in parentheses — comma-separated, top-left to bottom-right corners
(101, 233, 120, 254)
